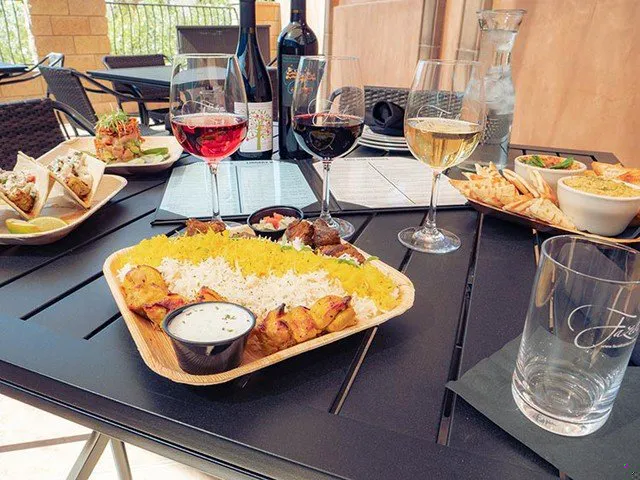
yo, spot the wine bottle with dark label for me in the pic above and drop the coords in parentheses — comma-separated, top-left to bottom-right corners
(233, 0, 273, 160)
(277, 0, 318, 159)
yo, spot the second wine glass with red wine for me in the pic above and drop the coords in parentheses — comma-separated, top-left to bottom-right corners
(291, 55, 365, 238)
(169, 54, 248, 226)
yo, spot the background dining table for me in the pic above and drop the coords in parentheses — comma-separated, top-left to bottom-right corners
(0, 61, 28, 80)
(88, 65, 173, 89)
(0, 123, 621, 479)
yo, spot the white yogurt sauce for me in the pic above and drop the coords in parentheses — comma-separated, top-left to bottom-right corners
(168, 303, 253, 343)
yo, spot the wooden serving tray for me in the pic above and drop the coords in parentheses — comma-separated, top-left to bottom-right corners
(468, 198, 640, 244)
(103, 242, 415, 385)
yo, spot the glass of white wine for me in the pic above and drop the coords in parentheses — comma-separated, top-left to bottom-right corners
(398, 60, 485, 254)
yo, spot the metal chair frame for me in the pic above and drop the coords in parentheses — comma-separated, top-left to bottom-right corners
(40, 65, 166, 135)
(102, 54, 170, 126)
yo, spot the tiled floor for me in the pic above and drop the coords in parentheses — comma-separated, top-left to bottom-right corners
(0, 394, 218, 479)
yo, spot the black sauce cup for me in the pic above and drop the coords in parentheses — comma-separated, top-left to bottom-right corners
(247, 205, 304, 241)
(162, 302, 256, 375)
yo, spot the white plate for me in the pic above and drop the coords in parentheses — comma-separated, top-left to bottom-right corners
(358, 138, 410, 152)
(362, 126, 407, 144)
(0, 175, 127, 245)
(59, 136, 183, 175)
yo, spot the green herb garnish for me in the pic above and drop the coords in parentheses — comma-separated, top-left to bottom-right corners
(523, 155, 545, 168)
(141, 147, 169, 156)
(96, 110, 129, 132)
(550, 157, 574, 170)
(337, 257, 360, 267)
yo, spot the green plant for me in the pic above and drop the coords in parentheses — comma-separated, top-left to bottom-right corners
(106, 0, 237, 59)
(0, 0, 37, 64)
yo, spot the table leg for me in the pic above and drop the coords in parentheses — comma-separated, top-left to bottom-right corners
(110, 439, 133, 480)
(65, 431, 109, 480)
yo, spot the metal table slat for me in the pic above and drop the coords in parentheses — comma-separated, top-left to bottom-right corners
(28, 276, 119, 339)
(0, 317, 553, 480)
(0, 219, 180, 318)
(446, 215, 557, 475)
(0, 182, 168, 284)
(337, 209, 479, 441)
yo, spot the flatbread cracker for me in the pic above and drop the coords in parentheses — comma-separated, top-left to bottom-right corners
(503, 198, 534, 214)
(528, 170, 557, 205)
(502, 169, 540, 197)
(527, 198, 576, 230)
(591, 162, 627, 178)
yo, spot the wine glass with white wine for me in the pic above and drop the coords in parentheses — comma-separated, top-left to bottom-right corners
(398, 60, 485, 254)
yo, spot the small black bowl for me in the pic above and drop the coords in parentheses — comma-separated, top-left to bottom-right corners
(247, 205, 304, 241)
(162, 301, 256, 375)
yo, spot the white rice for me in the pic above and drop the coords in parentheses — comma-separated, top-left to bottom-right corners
(119, 257, 380, 320)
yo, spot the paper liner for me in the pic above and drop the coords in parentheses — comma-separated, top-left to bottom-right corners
(0, 153, 55, 220)
(0, 175, 127, 245)
(45, 149, 105, 209)
(102, 233, 416, 385)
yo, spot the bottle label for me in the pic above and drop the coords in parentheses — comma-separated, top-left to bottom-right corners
(281, 54, 300, 107)
(236, 101, 273, 153)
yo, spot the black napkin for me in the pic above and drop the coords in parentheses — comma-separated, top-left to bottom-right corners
(364, 101, 405, 136)
(447, 337, 640, 480)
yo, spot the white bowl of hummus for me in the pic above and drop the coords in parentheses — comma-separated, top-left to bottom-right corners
(557, 176, 640, 236)
(515, 155, 587, 191)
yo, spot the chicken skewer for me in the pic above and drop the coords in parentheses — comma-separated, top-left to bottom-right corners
(122, 266, 227, 328)
(251, 295, 357, 355)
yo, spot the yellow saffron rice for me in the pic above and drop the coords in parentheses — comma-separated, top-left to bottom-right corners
(115, 231, 400, 311)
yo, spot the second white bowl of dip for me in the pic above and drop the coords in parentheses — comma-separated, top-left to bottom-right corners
(557, 176, 640, 236)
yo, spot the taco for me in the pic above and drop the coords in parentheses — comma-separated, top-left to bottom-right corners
(0, 155, 53, 220)
(47, 150, 105, 209)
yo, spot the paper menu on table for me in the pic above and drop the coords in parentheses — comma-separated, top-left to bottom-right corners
(235, 161, 317, 213)
(158, 161, 317, 219)
(313, 157, 467, 208)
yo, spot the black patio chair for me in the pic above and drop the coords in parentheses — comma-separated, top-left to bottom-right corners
(364, 86, 409, 110)
(0, 97, 94, 170)
(39, 65, 165, 136)
(0, 52, 64, 87)
(102, 54, 170, 126)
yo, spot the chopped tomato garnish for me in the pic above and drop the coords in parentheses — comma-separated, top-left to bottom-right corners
(265, 216, 280, 228)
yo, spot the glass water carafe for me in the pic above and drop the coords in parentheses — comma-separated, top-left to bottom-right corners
(470, 9, 526, 168)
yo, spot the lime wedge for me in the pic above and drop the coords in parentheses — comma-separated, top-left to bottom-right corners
(6, 218, 41, 234)
(30, 216, 67, 232)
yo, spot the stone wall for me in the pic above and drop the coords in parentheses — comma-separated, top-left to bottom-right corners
(1, 0, 112, 114)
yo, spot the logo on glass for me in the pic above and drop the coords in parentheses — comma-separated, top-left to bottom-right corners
(568, 305, 640, 349)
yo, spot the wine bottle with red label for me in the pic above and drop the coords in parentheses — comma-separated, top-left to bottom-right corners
(233, 0, 273, 160)
(277, 0, 318, 159)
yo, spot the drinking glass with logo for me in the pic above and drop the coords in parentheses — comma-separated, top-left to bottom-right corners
(398, 60, 485, 253)
(291, 55, 365, 238)
(170, 54, 248, 226)
(513, 235, 640, 436)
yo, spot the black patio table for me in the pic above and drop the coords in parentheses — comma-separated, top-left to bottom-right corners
(0, 61, 28, 80)
(88, 65, 172, 89)
(0, 130, 620, 479)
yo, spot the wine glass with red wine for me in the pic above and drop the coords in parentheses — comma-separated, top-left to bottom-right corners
(169, 54, 248, 225)
(291, 56, 365, 238)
